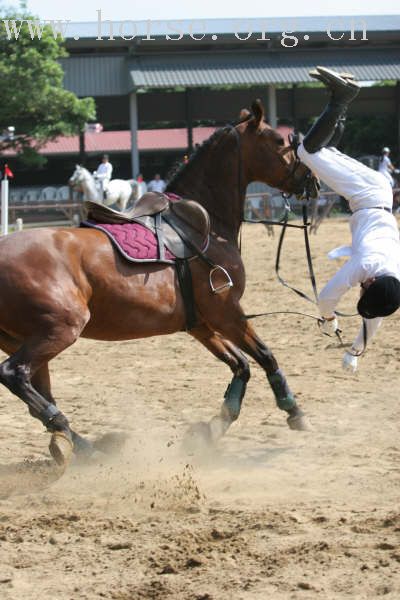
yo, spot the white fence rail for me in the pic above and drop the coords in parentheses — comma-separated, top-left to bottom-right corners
(1, 185, 400, 235)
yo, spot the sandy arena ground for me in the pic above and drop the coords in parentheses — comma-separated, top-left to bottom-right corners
(0, 219, 399, 600)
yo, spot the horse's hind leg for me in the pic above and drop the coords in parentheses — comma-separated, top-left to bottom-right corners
(0, 313, 89, 465)
(31, 364, 55, 405)
(0, 350, 72, 465)
(0, 329, 97, 461)
(31, 364, 94, 458)
(189, 325, 250, 445)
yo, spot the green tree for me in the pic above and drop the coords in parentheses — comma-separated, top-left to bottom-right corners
(0, 5, 95, 165)
(341, 115, 398, 158)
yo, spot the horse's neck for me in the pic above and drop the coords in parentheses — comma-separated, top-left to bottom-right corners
(168, 138, 247, 241)
(81, 171, 100, 201)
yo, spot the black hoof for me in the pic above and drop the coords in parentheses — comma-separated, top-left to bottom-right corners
(286, 406, 312, 431)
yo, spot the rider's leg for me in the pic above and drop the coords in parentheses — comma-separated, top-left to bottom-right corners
(298, 68, 392, 210)
(327, 114, 346, 149)
(308, 68, 354, 150)
(303, 67, 360, 154)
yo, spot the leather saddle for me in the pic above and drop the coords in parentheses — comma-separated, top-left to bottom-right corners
(84, 192, 210, 259)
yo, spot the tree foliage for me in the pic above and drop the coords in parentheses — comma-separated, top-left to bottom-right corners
(341, 115, 398, 158)
(0, 5, 95, 164)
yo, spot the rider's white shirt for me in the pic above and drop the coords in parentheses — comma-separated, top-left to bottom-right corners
(378, 155, 391, 174)
(378, 155, 394, 187)
(96, 162, 113, 180)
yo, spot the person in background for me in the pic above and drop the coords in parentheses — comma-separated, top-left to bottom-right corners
(95, 154, 113, 197)
(378, 147, 397, 188)
(136, 173, 147, 199)
(147, 173, 166, 193)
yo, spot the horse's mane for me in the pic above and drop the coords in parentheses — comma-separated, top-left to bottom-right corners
(165, 125, 232, 191)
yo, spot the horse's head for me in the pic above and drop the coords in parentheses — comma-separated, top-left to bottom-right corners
(68, 165, 86, 189)
(239, 100, 315, 197)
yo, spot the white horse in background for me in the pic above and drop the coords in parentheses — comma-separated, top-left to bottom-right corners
(69, 165, 138, 211)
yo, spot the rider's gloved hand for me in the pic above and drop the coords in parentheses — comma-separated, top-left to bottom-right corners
(342, 350, 358, 373)
(319, 315, 340, 337)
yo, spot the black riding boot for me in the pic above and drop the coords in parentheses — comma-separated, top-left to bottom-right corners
(303, 66, 360, 154)
(327, 111, 347, 149)
(303, 102, 346, 153)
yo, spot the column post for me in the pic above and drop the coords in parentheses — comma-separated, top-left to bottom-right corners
(267, 84, 277, 128)
(129, 90, 140, 177)
(185, 88, 194, 154)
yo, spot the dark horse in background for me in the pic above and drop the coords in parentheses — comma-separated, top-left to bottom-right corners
(0, 100, 312, 467)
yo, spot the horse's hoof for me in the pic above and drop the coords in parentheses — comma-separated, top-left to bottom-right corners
(286, 413, 312, 431)
(49, 431, 74, 467)
(182, 422, 213, 456)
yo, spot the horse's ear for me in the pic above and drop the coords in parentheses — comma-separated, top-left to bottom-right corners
(239, 108, 251, 121)
(251, 99, 265, 128)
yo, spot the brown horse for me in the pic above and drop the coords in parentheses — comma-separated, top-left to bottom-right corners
(0, 100, 311, 466)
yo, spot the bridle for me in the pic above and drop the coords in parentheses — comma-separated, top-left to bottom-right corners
(69, 168, 84, 187)
(274, 144, 305, 193)
(225, 122, 311, 236)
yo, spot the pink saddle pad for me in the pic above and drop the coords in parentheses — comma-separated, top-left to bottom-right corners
(83, 221, 176, 263)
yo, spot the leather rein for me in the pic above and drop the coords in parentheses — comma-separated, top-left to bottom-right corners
(236, 132, 359, 345)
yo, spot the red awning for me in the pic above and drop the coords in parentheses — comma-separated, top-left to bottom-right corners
(3, 125, 292, 156)
(3, 127, 216, 156)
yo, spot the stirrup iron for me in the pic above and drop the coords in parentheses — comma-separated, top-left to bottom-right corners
(209, 266, 233, 294)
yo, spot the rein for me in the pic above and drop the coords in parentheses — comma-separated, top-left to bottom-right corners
(243, 186, 361, 347)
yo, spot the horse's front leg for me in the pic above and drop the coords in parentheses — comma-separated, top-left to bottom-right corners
(209, 308, 310, 431)
(188, 324, 250, 445)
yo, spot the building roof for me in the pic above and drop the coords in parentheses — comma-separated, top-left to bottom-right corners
(3, 127, 217, 156)
(64, 15, 400, 39)
(129, 48, 400, 89)
(61, 48, 400, 96)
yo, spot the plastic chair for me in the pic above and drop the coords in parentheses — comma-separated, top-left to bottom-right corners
(40, 187, 58, 202)
(57, 186, 71, 202)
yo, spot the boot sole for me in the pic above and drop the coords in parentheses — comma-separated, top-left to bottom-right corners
(316, 66, 360, 89)
(309, 69, 354, 81)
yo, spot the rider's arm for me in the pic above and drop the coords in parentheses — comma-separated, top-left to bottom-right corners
(318, 258, 366, 318)
(350, 317, 383, 354)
